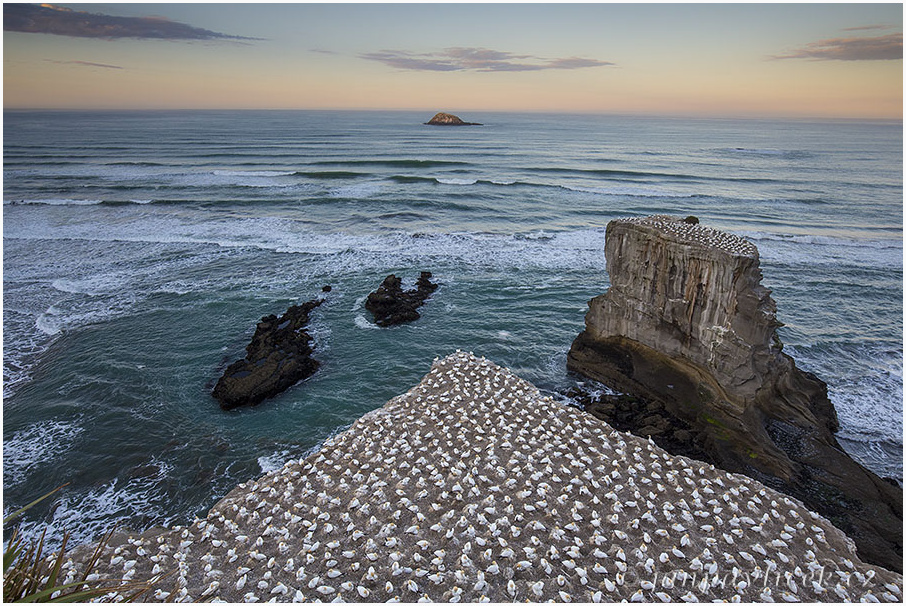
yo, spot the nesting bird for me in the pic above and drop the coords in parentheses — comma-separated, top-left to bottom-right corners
(61, 352, 901, 603)
(622, 215, 758, 257)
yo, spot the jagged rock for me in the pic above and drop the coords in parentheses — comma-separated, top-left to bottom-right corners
(424, 112, 482, 126)
(213, 298, 323, 409)
(365, 271, 438, 326)
(568, 386, 714, 465)
(567, 215, 902, 572)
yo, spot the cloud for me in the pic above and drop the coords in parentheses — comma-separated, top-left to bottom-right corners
(841, 24, 895, 32)
(771, 33, 902, 61)
(45, 59, 123, 69)
(4, 3, 257, 40)
(360, 47, 614, 72)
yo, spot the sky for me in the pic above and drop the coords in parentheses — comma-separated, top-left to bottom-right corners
(3, 2, 903, 119)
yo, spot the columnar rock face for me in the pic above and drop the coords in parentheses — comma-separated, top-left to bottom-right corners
(567, 215, 902, 572)
(68, 353, 902, 602)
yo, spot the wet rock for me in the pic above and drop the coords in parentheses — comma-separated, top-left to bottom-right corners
(567, 215, 902, 572)
(213, 298, 323, 409)
(673, 428, 693, 443)
(567, 386, 714, 465)
(365, 271, 438, 326)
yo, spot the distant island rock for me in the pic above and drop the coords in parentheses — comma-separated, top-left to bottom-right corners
(425, 112, 482, 126)
(213, 296, 325, 409)
(365, 272, 438, 326)
(567, 215, 902, 572)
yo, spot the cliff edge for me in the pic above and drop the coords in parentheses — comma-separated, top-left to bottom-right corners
(67, 352, 901, 601)
(567, 215, 902, 572)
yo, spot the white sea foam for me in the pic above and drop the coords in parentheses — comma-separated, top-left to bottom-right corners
(27, 217, 606, 273)
(212, 170, 295, 178)
(156, 170, 303, 189)
(3, 420, 85, 487)
(35, 307, 64, 335)
(257, 450, 292, 473)
(435, 177, 478, 185)
(354, 314, 379, 330)
(743, 231, 903, 249)
(14, 459, 178, 551)
(51, 276, 118, 296)
(741, 231, 903, 269)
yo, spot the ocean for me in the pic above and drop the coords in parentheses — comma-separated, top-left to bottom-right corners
(3, 110, 902, 548)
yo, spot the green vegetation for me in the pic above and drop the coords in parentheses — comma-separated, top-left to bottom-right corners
(4, 485, 156, 602)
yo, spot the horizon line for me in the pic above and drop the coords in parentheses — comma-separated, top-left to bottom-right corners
(3, 106, 902, 123)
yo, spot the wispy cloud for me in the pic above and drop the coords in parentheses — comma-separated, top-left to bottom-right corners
(771, 33, 902, 61)
(360, 47, 614, 72)
(45, 59, 123, 69)
(841, 24, 895, 32)
(4, 3, 257, 41)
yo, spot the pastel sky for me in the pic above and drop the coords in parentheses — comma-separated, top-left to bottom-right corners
(3, 3, 903, 118)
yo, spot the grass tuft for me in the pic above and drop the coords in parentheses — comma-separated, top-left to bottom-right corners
(4, 485, 160, 602)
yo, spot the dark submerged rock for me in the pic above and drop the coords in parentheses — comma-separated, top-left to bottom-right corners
(566, 215, 903, 572)
(213, 298, 323, 409)
(365, 271, 438, 327)
(425, 112, 482, 126)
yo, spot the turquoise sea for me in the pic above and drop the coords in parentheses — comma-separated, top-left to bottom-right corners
(3, 110, 902, 547)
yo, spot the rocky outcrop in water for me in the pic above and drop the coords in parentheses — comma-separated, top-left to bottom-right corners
(567, 215, 902, 572)
(213, 297, 324, 409)
(365, 272, 438, 326)
(424, 112, 482, 126)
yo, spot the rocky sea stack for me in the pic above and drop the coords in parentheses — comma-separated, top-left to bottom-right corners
(365, 271, 438, 326)
(567, 215, 902, 572)
(425, 112, 482, 126)
(213, 298, 323, 409)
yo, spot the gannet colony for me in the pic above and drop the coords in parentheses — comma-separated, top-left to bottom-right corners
(617, 215, 759, 257)
(64, 352, 901, 602)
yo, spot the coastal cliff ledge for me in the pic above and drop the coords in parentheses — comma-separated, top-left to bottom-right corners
(567, 215, 903, 572)
(65, 352, 901, 601)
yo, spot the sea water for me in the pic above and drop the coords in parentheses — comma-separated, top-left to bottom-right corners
(3, 110, 902, 547)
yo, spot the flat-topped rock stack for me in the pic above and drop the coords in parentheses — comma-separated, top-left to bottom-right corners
(63, 353, 901, 602)
(568, 215, 902, 572)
